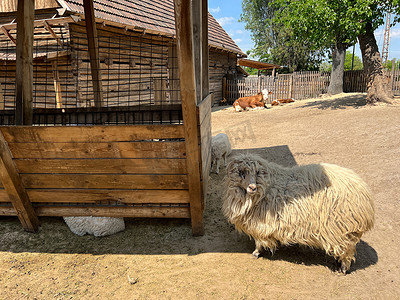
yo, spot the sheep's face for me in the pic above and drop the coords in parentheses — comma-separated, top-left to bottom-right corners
(227, 158, 267, 198)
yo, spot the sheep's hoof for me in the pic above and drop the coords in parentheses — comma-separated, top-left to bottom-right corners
(335, 260, 349, 275)
(251, 250, 261, 259)
(339, 264, 349, 275)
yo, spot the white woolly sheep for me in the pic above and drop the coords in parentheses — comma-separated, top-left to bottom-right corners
(222, 154, 375, 274)
(63, 216, 125, 237)
(211, 133, 232, 174)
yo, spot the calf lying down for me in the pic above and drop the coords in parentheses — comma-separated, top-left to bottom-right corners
(233, 89, 272, 112)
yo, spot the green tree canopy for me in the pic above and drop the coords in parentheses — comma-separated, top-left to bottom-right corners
(241, 0, 325, 72)
(269, 0, 400, 102)
(320, 51, 364, 72)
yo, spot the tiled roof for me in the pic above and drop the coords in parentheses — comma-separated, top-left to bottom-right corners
(60, 0, 245, 55)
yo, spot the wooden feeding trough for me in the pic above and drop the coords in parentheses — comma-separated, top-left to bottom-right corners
(0, 0, 211, 236)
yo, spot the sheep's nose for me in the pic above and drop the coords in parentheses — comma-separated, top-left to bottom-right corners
(247, 184, 257, 194)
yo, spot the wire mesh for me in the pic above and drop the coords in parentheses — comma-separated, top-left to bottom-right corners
(0, 22, 183, 125)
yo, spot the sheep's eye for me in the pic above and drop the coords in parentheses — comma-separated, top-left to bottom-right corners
(257, 170, 266, 176)
(239, 171, 245, 179)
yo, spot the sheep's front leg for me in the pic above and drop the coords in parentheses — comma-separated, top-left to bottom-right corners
(252, 241, 263, 259)
(223, 153, 227, 167)
(215, 158, 221, 174)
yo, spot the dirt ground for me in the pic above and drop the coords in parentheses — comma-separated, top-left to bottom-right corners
(1, 93, 399, 299)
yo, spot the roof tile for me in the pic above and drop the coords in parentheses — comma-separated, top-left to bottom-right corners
(62, 0, 244, 55)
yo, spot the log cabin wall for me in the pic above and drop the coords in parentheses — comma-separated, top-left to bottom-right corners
(69, 22, 178, 108)
(0, 16, 238, 124)
(209, 50, 238, 105)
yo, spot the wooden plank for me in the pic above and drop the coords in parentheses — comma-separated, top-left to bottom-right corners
(1, 125, 185, 143)
(174, 0, 204, 236)
(15, 0, 35, 125)
(9, 141, 186, 159)
(198, 93, 212, 126)
(15, 158, 187, 174)
(0, 205, 190, 219)
(23, 189, 190, 204)
(0, 130, 39, 232)
(0, 189, 9, 202)
(1, 189, 190, 204)
(20, 174, 188, 189)
(83, 0, 104, 107)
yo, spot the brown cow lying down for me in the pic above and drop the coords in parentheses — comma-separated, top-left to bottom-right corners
(271, 98, 295, 106)
(233, 89, 272, 112)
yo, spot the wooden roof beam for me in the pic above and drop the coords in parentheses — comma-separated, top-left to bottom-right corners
(1, 15, 80, 31)
(0, 26, 17, 45)
(43, 20, 64, 48)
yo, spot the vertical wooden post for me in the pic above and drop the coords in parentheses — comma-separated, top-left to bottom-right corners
(192, 0, 202, 104)
(0, 130, 39, 232)
(83, 0, 104, 107)
(201, 0, 209, 98)
(15, 0, 34, 125)
(52, 61, 63, 108)
(174, 0, 204, 236)
(0, 83, 4, 110)
(222, 76, 227, 101)
(390, 58, 396, 89)
(289, 74, 294, 99)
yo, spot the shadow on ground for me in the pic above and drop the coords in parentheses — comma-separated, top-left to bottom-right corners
(0, 145, 378, 273)
(260, 240, 378, 274)
(297, 93, 367, 110)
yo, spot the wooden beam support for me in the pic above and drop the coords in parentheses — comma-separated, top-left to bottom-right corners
(0, 130, 39, 232)
(15, 0, 35, 125)
(174, 0, 204, 236)
(43, 20, 63, 48)
(1, 16, 80, 31)
(83, 0, 104, 107)
(0, 26, 17, 45)
(201, 0, 209, 97)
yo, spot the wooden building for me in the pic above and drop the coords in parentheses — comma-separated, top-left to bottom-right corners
(0, 0, 226, 236)
(0, 0, 245, 113)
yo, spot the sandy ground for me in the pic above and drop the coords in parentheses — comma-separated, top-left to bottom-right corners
(0, 93, 399, 299)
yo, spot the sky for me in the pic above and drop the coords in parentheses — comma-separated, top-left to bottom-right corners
(208, 0, 400, 62)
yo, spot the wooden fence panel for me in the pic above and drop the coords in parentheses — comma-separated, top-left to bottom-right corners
(0, 125, 191, 217)
(225, 71, 331, 104)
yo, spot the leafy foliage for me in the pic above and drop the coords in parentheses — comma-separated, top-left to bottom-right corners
(319, 51, 364, 72)
(240, 0, 326, 72)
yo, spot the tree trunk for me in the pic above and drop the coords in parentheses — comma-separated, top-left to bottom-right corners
(358, 21, 394, 104)
(327, 41, 346, 95)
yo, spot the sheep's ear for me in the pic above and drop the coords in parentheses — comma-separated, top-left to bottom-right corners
(227, 159, 240, 175)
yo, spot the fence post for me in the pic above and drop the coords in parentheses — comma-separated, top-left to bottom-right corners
(391, 58, 396, 89)
(289, 74, 294, 99)
(222, 76, 227, 101)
